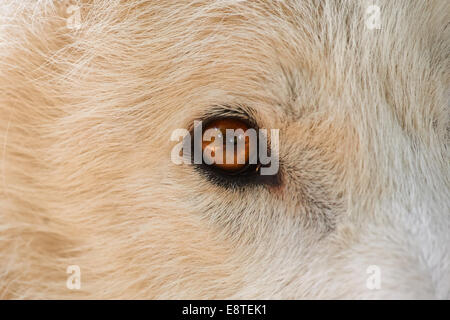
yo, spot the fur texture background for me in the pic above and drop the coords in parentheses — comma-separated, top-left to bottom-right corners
(0, 0, 449, 299)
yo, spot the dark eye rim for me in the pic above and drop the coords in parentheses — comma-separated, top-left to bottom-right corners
(188, 110, 280, 189)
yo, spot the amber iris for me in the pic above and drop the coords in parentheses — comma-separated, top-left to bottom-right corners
(202, 119, 251, 172)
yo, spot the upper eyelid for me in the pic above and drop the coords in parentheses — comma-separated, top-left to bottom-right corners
(188, 105, 259, 131)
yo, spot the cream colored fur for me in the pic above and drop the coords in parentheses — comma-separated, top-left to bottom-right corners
(0, 0, 449, 299)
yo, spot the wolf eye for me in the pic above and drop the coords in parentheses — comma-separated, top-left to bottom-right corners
(189, 109, 280, 189)
(201, 118, 258, 174)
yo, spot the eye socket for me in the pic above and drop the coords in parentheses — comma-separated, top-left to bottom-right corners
(189, 110, 280, 189)
(201, 118, 259, 175)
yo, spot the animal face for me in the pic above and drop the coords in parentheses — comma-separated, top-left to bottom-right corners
(0, 0, 449, 299)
